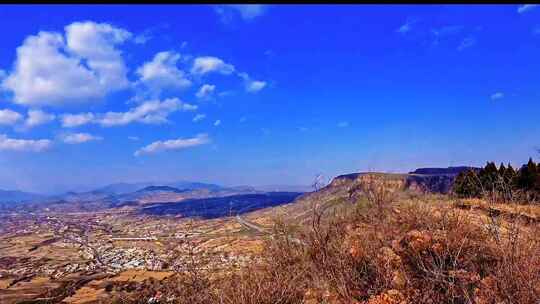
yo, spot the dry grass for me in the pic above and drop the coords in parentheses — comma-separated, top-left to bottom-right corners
(116, 190, 540, 304)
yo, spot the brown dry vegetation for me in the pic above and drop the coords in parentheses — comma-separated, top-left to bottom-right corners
(114, 180, 540, 304)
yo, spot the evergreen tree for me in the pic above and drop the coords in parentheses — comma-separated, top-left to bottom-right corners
(453, 170, 482, 198)
(498, 163, 506, 176)
(504, 163, 516, 186)
(518, 158, 538, 191)
(482, 162, 499, 191)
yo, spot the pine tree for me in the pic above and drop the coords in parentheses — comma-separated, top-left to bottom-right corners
(517, 158, 538, 191)
(453, 170, 482, 198)
(504, 163, 516, 185)
(498, 163, 506, 176)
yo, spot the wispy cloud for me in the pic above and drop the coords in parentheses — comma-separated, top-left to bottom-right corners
(61, 132, 103, 144)
(0, 134, 51, 152)
(517, 4, 537, 14)
(491, 92, 504, 100)
(128, 136, 139, 141)
(214, 5, 268, 24)
(61, 113, 95, 128)
(396, 19, 416, 34)
(214, 119, 221, 127)
(196, 84, 216, 99)
(61, 98, 196, 128)
(191, 56, 235, 76)
(134, 133, 210, 156)
(457, 37, 476, 51)
(0, 109, 23, 125)
(192, 113, 206, 122)
(22, 109, 55, 129)
(338, 121, 349, 128)
(238, 72, 267, 93)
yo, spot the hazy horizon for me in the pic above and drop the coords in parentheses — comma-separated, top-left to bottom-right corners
(0, 4, 539, 193)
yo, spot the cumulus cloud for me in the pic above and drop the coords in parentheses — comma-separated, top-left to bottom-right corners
(518, 4, 537, 14)
(62, 132, 103, 144)
(65, 21, 131, 88)
(0, 109, 23, 125)
(491, 92, 504, 100)
(61, 112, 95, 128)
(191, 56, 235, 75)
(2, 22, 131, 107)
(457, 37, 476, 51)
(214, 119, 221, 126)
(238, 72, 267, 93)
(99, 98, 196, 127)
(134, 133, 210, 156)
(136, 51, 192, 94)
(192, 114, 206, 122)
(196, 84, 216, 99)
(0, 134, 51, 152)
(21, 109, 55, 129)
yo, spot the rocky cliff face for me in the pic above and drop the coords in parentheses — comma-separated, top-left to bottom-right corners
(329, 167, 475, 195)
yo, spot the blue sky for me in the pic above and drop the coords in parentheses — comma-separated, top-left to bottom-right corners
(0, 4, 539, 193)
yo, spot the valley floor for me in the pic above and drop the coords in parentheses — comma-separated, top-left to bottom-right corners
(1, 187, 539, 303)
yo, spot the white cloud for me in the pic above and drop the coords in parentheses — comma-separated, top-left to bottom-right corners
(2, 21, 130, 107)
(60, 98, 196, 128)
(134, 32, 151, 44)
(238, 72, 267, 93)
(491, 92, 504, 100)
(128, 136, 140, 141)
(195, 84, 216, 99)
(134, 133, 210, 156)
(62, 132, 103, 144)
(0, 109, 23, 125)
(61, 112, 95, 128)
(457, 37, 476, 51)
(397, 23, 412, 34)
(192, 113, 206, 122)
(230, 5, 267, 20)
(214, 5, 267, 23)
(518, 4, 537, 14)
(239, 116, 247, 123)
(0, 134, 51, 152)
(98, 98, 196, 127)
(214, 119, 221, 127)
(23, 109, 55, 129)
(338, 121, 349, 128)
(191, 56, 235, 75)
(65, 21, 131, 89)
(136, 51, 192, 94)
(246, 80, 267, 93)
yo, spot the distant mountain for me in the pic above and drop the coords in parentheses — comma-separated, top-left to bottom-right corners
(0, 189, 45, 203)
(255, 184, 312, 193)
(93, 182, 154, 195)
(136, 186, 188, 193)
(93, 181, 223, 195)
